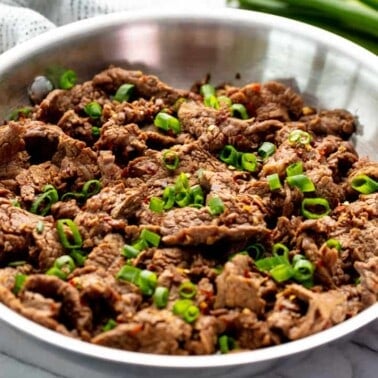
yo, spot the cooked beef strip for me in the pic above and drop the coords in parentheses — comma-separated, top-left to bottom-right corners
(1, 66, 376, 356)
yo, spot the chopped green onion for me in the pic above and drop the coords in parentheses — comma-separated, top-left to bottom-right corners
(82, 180, 101, 198)
(218, 335, 236, 354)
(270, 263, 294, 282)
(174, 172, 190, 192)
(56, 219, 83, 250)
(286, 174, 315, 192)
(220, 145, 239, 166)
(154, 112, 181, 134)
(137, 269, 157, 296)
(30, 185, 59, 216)
(258, 142, 276, 159)
(204, 95, 220, 109)
(183, 305, 200, 323)
(46, 266, 67, 280)
(61, 192, 85, 202)
(140, 229, 161, 247)
(326, 239, 342, 252)
(240, 153, 257, 172)
(149, 196, 165, 213)
(293, 258, 315, 282)
(13, 273, 27, 294)
(267, 173, 282, 190)
(11, 199, 21, 208)
(113, 83, 134, 102)
(9, 106, 33, 121)
(190, 185, 205, 206)
(301, 197, 331, 219)
(272, 243, 290, 261)
(58, 69, 77, 89)
(351, 174, 378, 194)
(200, 84, 216, 98)
(178, 281, 197, 299)
(175, 190, 192, 208)
(132, 238, 149, 252)
(217, 95, 232, 107)
(116, 265, 141, 284)
(153, 286, 169, 309)
(292, 254, 306, 266)
(231, 103, 248, 119)
(255, 255, 289, 272)
(36, 221, 45, 234)
(54, 255, 76, 276)
(162, 186, 175, 210)
(102, 319, 117, 332)
(70, 250, 87, 267)
(245, 243, 265, 260)
(162, 150, 179, 170)
(84, 101, 102, 119)
(172, 299, 193, 316)
(122, 244, 140, 259)
(288, 130, 312, 146)
(286, 161, 303, 176)
(208, 195, 225, 216)
(92, 126, 100, 137)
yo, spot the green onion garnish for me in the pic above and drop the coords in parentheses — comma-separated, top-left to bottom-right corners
(70, 250, 87, 267)
(162, 186, 175, 210)
(258, 142, 276, 159)
(174, 172, 190, 192)
(288, 130, 312, 146)
(92, 126, 100, 137)
(269, 263, 294, 282)
(9, 106, 33, 121)
(138, 269, 158, 296)
(267, 173, 282, 190)
(46, 266, 67, 280)
(272, 243, 290, 260)
(183, 305, 200, 323)
(326, 238, 342, 252)
(56, 219, 83, 250)
(58, 69, 77, 90)
(82, 179, 101, 198)
(208, 195, 225, 216)
(286, 174, 315, 192)
(301, 197, 331, 219)
(153, 286, 169, 309)
(36, 221, 45, 234)
(190, 185, 205, 207)
(231, 103, 248, 119)
(154, 112, 181, 134)
(162, 150, 180, 171)
(351, 174, 378, 194)
(13, 273, 27, 294)
(30, 185, 59, 216)
(217, 96, 232, 107)
(46, 255, 76, 280)
(113, 83, 134, 102)
(240, 153, 257, 172)
(200, 84, 220, 109)
(102, 319, 117, 332)
(286, 161, 303, 176)
(220, 145, 239, 166)
(218, 335, 236, 354)
(122, 244, 140, 259)
(293, 258, 315, 282)
(200, 84, 216, 98)
(173, 299, 200, 323)
(245, 243, 265, 260)
(140, 228, 161, 247)
(149, 196, 165, 213)
(175, 190, 192, 208)
(178, 281, 197, 299)
(116, 265, 141, 284)
(84, 101, 102, 119)
(132, 238, 149, 252)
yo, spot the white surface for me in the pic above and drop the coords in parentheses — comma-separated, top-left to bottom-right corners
(0, 1, 377, 377)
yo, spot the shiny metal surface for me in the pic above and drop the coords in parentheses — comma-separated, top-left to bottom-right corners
(0, 8, 377, 378)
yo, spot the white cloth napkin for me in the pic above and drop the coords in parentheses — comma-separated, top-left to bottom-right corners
(0, 1, 377, 377)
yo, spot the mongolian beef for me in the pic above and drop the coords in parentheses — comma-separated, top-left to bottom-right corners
(0, 66, 377, 355)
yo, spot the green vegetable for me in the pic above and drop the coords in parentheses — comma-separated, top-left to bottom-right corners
(220, 145, 239, 166)
(56, 219, 83, 250)
(116, 265, 141, 284)
(84, 101, 102, 119)
(13, 273, 27, 294)
(301, 197, 331, 219)
(92, 126, 100, 137)
(149, 196, 165, 213)
(258, 142, 276, 159)
(230, 103, 249, 119)
(162, 150, 180, 171)
(351, 174, 378, 194)
(218, 335, 237, 354)
(267, 173, 282, 190)
(9, 106, 33, 121)
(59, 69, 77, 89)
(293, 257, 315, 282)
(30, 185, 59, 216)
(231, 0, 378, 54)
(70, 250, 87, 266)
(138, 269, 157, 296)
(245, 243, 265, 260)
(286, 161, 303, 176)
(154, 112, 181, 134)
(113, 83, 134, 102)
(270, 263, 294, 282)
(153, 286, 169, 308)
(326, 238, 342, 252)
(46, 255, 76, 280)
(288, 130, 312, 146)
(178, 281, 197, 299)
(102, 319, 117, 332)
(208, 195, 225, 215)
(240, 153, 257, 172)
(140, 228, 161, 247)
(122, 244, 141, 259)
(286, 174, 315, 192)
(183, 305, 200, 323)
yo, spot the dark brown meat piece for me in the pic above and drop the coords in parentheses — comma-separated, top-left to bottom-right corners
(92, 67, 189, 104)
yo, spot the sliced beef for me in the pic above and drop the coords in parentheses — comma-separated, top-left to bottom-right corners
(92, 66, 189, 104)
(355, 257, 378, 306)
(97, 150, 123, 184)
(267, 284, 348, 340)
(0, 122, 26, 165)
